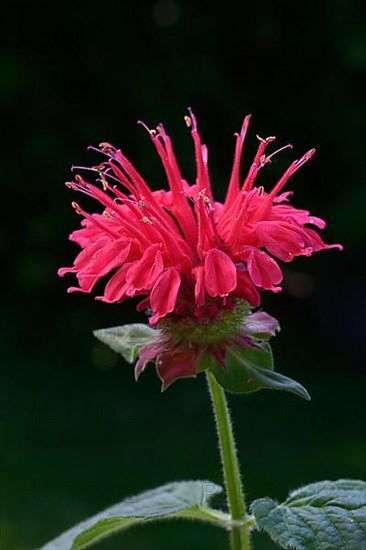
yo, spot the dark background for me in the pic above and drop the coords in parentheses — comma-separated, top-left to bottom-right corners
(1, 1, 365, 549)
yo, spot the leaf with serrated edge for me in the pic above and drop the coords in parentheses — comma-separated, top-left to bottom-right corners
(93, 324, 157, 363)
(39, 481, 223, 550)
(251, 479, 366, 549)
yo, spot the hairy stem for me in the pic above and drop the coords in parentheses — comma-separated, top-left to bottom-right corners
(206, 371, 251, 550)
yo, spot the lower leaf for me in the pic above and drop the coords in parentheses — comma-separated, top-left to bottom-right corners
(39, 480, 223, 550)
(251, 478, 366, 549)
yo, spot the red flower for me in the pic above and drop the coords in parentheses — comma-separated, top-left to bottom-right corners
(59, 110, 342, 326)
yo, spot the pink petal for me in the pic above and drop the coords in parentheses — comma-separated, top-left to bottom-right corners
(256, 221, 306, 261)
(58, 236, 111, 277)
(234, 268, 261, 306)
(204, 248, 237, 297)
(242, 246, 283, 290)
(150, 268, 181, 324)
(83, 240, 131, 277)
(193, 265, 205, 306)
(126, 244, 164, 291)
(303, 228, 343, 253)
(99, 264, 131, 303)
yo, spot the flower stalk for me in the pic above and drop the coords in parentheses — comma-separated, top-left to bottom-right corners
(206, 370, 251, 550)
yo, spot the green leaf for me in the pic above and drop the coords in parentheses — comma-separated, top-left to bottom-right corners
(39, 480, 223, 550)
(251, 479, 366, 549)
(93, 323, 157, 363)
(211, 344, 310, 400)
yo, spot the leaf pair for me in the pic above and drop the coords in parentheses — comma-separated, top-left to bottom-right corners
(94, 323, 310, 400)
(40, 479, 366, 549)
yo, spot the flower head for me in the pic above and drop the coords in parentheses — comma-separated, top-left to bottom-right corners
(59, 110, 342, 388)
(59, 110, 341, 318)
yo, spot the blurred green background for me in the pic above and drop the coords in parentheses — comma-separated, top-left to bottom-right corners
(1, 0, 365, 549)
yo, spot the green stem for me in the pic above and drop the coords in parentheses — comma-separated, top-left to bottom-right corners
(206, 370, 251, 550)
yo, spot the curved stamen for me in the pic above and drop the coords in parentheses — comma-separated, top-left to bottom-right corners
(264, 143, 293, 165)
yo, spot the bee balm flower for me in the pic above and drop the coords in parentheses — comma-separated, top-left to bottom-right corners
(59, 110, 342, 388)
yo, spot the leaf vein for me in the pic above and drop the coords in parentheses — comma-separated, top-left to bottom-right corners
(350, 510, 366, 535)
(287, 509, 324, 550)
(276, 507, 308, 549)
(322, 508, 350, 550)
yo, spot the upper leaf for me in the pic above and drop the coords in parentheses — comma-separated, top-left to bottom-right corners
(93, 324, 157, 363)
(251, 479, 366, 549)
(39, 480, 222, 550)
(211, 344, 310, 400)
